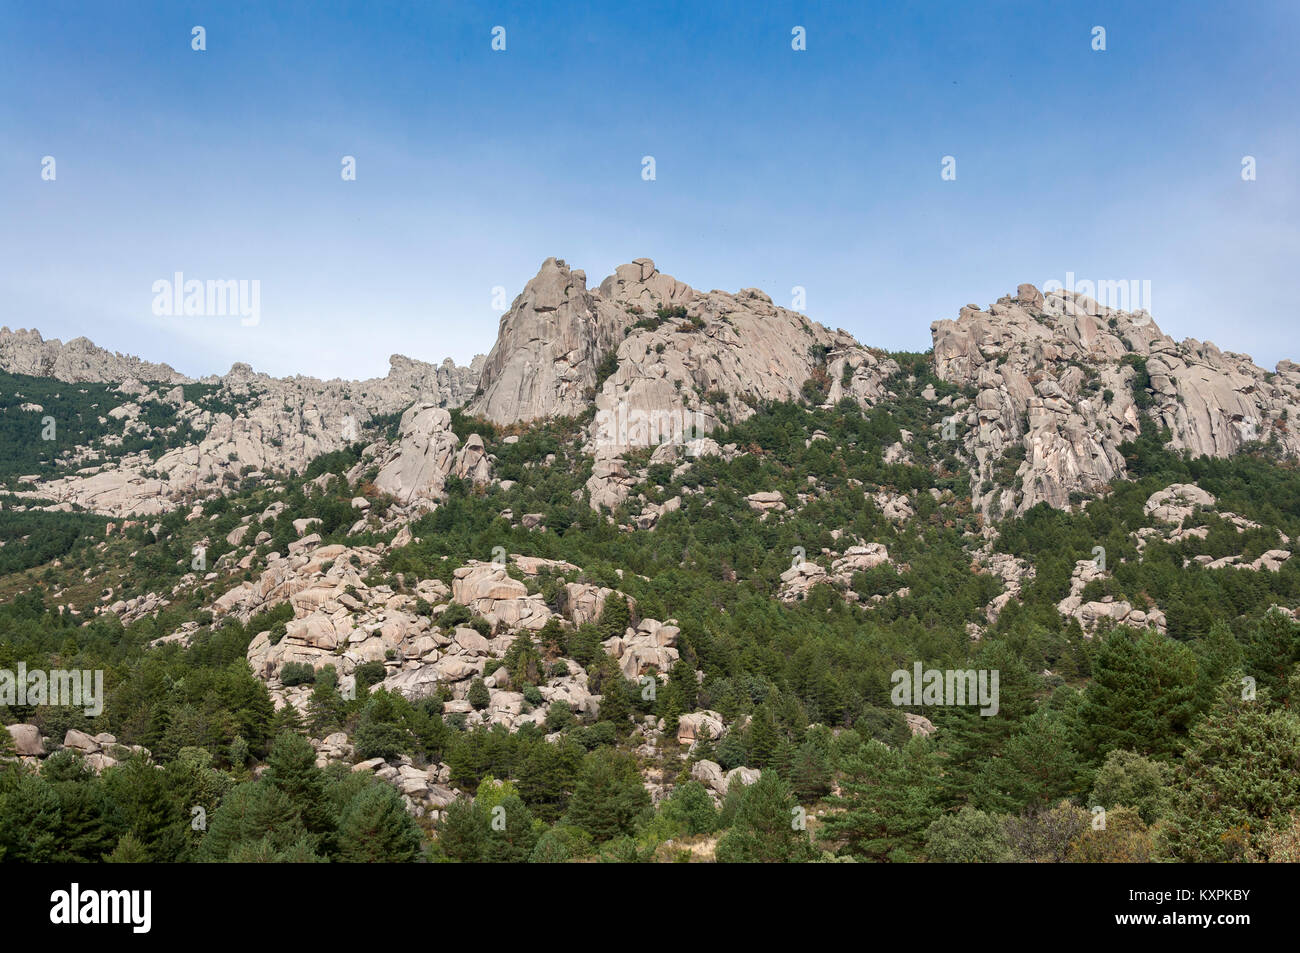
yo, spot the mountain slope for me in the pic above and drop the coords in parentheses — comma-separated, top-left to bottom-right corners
(5, 261, 1300, 866)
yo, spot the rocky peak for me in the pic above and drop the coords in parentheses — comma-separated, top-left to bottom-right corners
(596, 257, 694, 312)
(932, 283, 1300, 516)
(5, 327, 484, 518)
(0, 326, 189, 384)
(472, 256, 899, 448)
(469, 257, 632, 424)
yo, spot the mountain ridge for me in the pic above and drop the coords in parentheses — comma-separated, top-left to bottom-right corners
(6, 257, 1300, 522)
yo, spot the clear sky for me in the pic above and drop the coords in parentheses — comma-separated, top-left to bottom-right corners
(2, 1, 1297, 380)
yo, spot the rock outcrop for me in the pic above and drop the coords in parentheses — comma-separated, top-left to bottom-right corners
(0, 327, 189, 383)
(469, 257, 631, 424)
(931, 284, 1300, 516)
(7, 340, 483, 517)
(468, 257, 899, 511)
(588, 262, 897, 456)
(372, 403, 492, 506)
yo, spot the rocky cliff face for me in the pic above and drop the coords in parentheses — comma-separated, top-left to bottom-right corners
(591, 265, 897, 453)
(468, 258, 632, 424)
(932, 284, 1300, 516)
(472, 257, 899, 445)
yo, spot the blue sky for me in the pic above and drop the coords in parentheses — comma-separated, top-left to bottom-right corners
(2, 0, 1297, 380)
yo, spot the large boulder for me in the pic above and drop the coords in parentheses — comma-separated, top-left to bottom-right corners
(373, 403, 462, 504)
(6, 723, 44, 756)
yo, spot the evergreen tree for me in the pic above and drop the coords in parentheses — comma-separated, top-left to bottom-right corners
(0, 774, 62, 862)
(565, 749, 650, 843)
(528, 827, 573, 863)
(103, 832, 151, 863)
(306, 666, 347, 734)
(1160, 681, 1300, 861)
(467, 677, 491, 711)
(101, 755, 191, 862)
(820, 736, 940, 862)
(337, 783, 423, 863)
(198, 781, 308, 861)
(53, 779, 124, 862)
(516, 739, 582, 822)
(716, 730, 748, 771)
(714, 771, 814, 863)
(1193, 619, 1242, 702)
(1243, 610, 1300, 701)
(353, 690, 414, 761)
(659, 780, 719, 836)
(789, 739, 833, 802)
(263, 731, 336, 851)
(934, 644, 1036, 809)
(746, 703, 780, 769)
(1077, 627, 1200, 762)
(225, 834, 326, 863)
(973, 710, 1084, 813)
(437, 799, 486, 862)
(482, 793, 539, 863)
(599, 592, 631, 642)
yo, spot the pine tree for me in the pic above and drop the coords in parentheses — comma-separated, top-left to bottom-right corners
(789, 739, 833, 802)
(467, 677, 491, 711)
(599, 592, 632, 642)
(528, 827, 572, 863)
(934, 643, 1036, 810)
(53, 779, 124, 862)
(0, 774, 62, 862)
(306, 668, 347, 735)
(746, 703, 780, 769)
(337, 783, 423, 863)
(595, 666, 631, 733)
(198, 781, 308, 861)
(225, 834, 325, 863)
(1077, 628, 1200, 761)
(565, 749, 650, 843)
(820, 736, 940, 862)
(437, 798, 486, 862)
(1193, 619, 1242, 702)
(515, 739, 582, 823)
(103, 832, 151, 863)
(263, 731, 336, 851)
(660, 779, 719, 836)
(973, 710, 1084, 813)
(102, 755, 191, 862)
(1244, 609, 1300, 701)
(269, 700, 306, 738)
(482, 793, 538, 863)
(714, 771, 814, 863)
